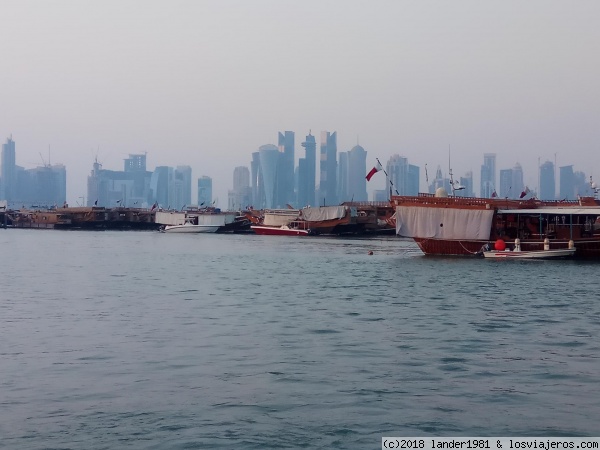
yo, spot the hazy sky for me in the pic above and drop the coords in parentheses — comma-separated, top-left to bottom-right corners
(2, 0, 599, 205)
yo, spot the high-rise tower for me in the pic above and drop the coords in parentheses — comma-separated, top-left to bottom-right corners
(480, 153, 496, 198)
(539, 161, 555, 200)
(319, 131, 337, 206)
(1, 136, 16, 202)
(298, 132, 316, 207)
(277, 131, 295, 207)
(346, 145, 367, 202)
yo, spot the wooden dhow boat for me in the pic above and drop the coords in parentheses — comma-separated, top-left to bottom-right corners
(390, 189, 600, 258)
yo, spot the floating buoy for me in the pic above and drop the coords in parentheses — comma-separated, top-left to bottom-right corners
(494, 239, 506, 251)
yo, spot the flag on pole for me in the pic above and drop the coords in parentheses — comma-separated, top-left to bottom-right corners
(491, 191, 497, 198)
(519, 186, 531, 199)
(366, 166, 380, 181)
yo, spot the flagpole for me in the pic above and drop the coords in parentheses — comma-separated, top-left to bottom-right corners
(375, 157, 399, 199)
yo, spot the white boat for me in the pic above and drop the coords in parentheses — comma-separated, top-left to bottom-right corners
(162, 218, 219, 233)
(482, 248, 576, 259)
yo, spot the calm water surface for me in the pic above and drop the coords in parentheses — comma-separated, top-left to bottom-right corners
(1, 230, 599, 449)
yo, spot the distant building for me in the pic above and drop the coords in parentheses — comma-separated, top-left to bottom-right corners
(298, 132, 316, 207)
(197, 176, 212, 206)
(459, 171, 473, 197)
(277, 131, 295, 207)
(373, 189, 388, 202)
(386, 155, 406, 197)
(259, 144, 279, 209)
(319, 131, 337, 206)
(150, 166, 174, 208)
(337, 151, 349, 202)
(407, 164, 420, 196)
(15, 164, 66, 207)
(559, 165, 575, 200)
(539, 161, 555, 200)
(250, 152, 263, 208)
(87, 154, 151, 207)
(574, 170, 592, 198)
(229, 166, 251, 210)
(499, 169, 513, 199)
(1, 136, 16, 203)
(176, 166, 192, 208)
(346, 145, 368, 202)
(429, 166, 451, 194)
(480, 153, 496, 198)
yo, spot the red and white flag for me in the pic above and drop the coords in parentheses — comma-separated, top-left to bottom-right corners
(519, 186, 531, 199)
(491, 190, 498, 198)
(366, 166, 380, 181)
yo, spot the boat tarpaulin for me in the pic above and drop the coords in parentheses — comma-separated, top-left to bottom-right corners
(396, 206, 494, 239)
(263, 212, 299, 226)
(301, 206, 347, 222)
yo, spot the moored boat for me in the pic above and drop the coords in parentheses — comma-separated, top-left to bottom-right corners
(390, 189, 600, 258)
(251, 222, 311, 236)
(482, 248, 576, 259)
(163, 221, 219, 233)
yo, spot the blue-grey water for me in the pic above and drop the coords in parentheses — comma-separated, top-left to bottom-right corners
(1, 229, 599, 449)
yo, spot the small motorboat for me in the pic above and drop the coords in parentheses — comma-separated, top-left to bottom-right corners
(482, 238, 576, 259)
(482, 248, 576, 259)
(162, 218, 219, 233)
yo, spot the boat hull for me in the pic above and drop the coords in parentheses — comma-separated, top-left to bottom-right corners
(415, 237, 600, 258)
(251, 225, 310, 236)
(482, 248, 576, 259)
(163, 224, 219, 233)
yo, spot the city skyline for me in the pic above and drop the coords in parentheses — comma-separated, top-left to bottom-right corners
(1, 2, 599, 206)
(2, 133, 598, 209)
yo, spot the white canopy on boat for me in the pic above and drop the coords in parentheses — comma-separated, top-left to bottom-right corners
(498, 208, 600, 215)
(396, 206, 494, 239)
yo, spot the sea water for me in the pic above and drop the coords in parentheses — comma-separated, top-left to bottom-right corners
(1, 230, 599, 449)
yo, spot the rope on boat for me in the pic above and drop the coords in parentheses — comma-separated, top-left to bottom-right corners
(459, 240, 483, 255)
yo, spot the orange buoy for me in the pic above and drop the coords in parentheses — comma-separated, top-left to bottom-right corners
(494, 239, 506, 251)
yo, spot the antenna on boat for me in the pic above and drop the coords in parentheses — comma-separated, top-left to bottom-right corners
(590, 176, 598, 197)
(448, 145, 465, 196)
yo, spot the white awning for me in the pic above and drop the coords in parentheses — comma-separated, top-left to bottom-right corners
(498, 208, 600, 215)
(396, 206, 494, 239)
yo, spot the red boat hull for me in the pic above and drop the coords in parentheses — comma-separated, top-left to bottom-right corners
(415, 237, 600, 258)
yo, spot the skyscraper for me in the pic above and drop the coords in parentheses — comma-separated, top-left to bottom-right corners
(319, 131, 337, 206)
(337, 151, 349, 202)
(512, 163, 524, 199)
(407, 164, 420, 196)
(150, 166, 174, 208)
(197, 176, 212, 206)
(277, 131, 295, 207)
(87, 156, 151, 207)
(480, 153, 496, 198)
(229, 166, 251, 210)
(539, 161, 555, 200)
(175, 165, 192, 208)
(386, 155, 408, 197)
(259, 144, 279, 209)
(499, 169, 513, 198)
(559, 165, 575, 200)
(298, 132, 316, 207)
(346, 145, 367, 201)
(1, 136, 16, 202)
(459, 171, 473, 197)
